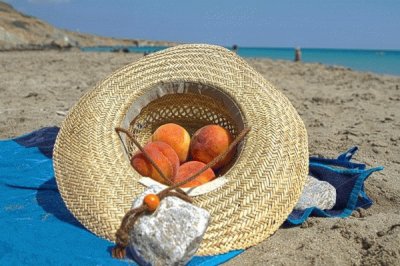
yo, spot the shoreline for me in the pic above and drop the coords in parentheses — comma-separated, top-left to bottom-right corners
(1, 50, 399, 265)
(1, 47, 399, 76)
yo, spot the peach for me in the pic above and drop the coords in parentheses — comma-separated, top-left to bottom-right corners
(152, 123, 191, 163)
(173, 161, 216, 188)
(190, 125, 234, 170)
(131, 141, 179, 184)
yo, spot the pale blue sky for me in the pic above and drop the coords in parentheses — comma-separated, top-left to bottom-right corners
(4, 0, 400, 49)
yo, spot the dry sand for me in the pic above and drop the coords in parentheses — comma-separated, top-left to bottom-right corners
(1, 51, 399, 265)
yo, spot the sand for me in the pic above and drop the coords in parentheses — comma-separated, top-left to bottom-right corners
(1, 50, 399, 265)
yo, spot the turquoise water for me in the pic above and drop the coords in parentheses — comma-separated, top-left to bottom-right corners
(81, 46, 400, 76)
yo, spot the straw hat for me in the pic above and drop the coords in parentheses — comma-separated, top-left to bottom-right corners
(53, 44, 308, 255)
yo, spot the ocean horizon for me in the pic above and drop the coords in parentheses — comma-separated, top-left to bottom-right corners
(81, 46, 400, 76)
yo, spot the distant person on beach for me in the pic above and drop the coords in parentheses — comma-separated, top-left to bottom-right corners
(294, 47, 302, 62)
(232, 44, 238, 53)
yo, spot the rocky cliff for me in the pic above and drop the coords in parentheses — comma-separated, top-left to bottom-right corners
(0, 2, 176, 50)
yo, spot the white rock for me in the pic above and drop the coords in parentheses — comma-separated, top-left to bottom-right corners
(295, 176, 337, 210)
(129, 185, 210, 266)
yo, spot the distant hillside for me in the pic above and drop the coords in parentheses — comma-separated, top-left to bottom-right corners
(0, 2, 177, 50)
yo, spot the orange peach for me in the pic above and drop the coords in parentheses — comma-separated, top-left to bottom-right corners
(131, 141, 179, 184)
(190, 125, 234, 170)
(152, 123, 191, 163)
(173, 161, 216, 188)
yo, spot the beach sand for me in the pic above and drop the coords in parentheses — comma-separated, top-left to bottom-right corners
(1, 51, 399, 265)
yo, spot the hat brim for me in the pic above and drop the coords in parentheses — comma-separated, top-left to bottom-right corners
(53, 44, 308, 255)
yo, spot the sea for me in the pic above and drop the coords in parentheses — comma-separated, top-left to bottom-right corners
(81, 46, 400, 76)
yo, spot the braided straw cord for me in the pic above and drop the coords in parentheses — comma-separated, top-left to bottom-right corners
(53, 44, 308, 255)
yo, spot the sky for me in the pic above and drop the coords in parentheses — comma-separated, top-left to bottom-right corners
(4, 0, 400, 49)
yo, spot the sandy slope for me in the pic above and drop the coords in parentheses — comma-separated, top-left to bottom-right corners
(0, 50, 399, 265)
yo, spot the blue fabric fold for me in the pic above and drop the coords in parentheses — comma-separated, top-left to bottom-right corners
(286, 147, 383, 224)
(0, 127, 383, 265)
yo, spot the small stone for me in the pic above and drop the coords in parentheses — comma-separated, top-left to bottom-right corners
(129, 185, 210, 266)
(377, 231, 386, 237)
(300, 219, 318, 229)
(56, 111, 67, 116)
(372, 147, 380, 154)
(361, 237, 374, 250)
(300, 221, 309, 229)
(295, 176, 337, 210)
(358, 208, 368, 218)
(24, 92, 38, 98)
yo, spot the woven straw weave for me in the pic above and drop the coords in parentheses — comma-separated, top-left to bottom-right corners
(53, 44, 308, 255)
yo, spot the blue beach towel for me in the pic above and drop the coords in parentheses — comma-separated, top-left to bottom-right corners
(0, 127, 382, 265)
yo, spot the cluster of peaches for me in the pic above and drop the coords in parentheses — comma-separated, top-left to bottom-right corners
(131, 123, 235, 188)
